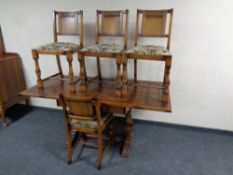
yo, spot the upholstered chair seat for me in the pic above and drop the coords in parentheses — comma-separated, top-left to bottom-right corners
(37, 42, 80, 53)
(127, 45, 171, 56)
(69, 112, 111, 129)
(81, 44, 124, 53)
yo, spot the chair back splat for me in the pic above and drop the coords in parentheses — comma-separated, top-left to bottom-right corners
(53, 11, 83, 47)
(60, 94, 114, 169)
(96, 9, 129, 49)
(135, 9, 173, 50)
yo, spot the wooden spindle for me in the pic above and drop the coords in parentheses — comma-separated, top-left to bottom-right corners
(78, 52, 87, 91)
(122, 53, 128, 96)
(32, 50, 43, 89)
(66, 52, 75, 93)
(116, 54, 122, 97)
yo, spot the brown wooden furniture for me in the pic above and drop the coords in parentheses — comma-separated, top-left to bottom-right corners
(21, 9, 173, 158)
(0, 26, 29, 127)
(79, 10, 129, 96)
(21, 75, 171, 156)
(126, 9, 173, 104)
(60, 94, 113, 169)
(32, 10, 83, 93)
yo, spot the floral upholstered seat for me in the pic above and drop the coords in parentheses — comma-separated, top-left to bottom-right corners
(81, 44, 124, 53)
(69, 112, 110, 129)
(37, 42, 80, 53)
(127, 45, 171, 56)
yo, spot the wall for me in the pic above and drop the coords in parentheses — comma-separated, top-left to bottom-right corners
(1, 0, 233, 131)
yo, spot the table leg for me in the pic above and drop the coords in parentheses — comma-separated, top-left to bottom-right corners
(121, 109, 133, 157)
(163, 56, 172, 105)
(32, 50, 43, 90)
(66, 52, 75, 93)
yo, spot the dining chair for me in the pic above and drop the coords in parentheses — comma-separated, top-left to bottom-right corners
(79, 9, 129, 96)
(32, 10, 83, 93)
(126, 9, 173, 103)
(60, 94, 114, 169)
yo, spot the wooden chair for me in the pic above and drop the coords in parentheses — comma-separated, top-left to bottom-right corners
(60, 94, 114, 169)
(126, 9, 173, 103)
(32, 11, 83, 93)
(79, 10, 129, 96)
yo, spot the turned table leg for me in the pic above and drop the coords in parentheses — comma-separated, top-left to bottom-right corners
(78, 52, 87, 91)
(66, 52, 75, 93)
(116, 54, 122, 97)
(163, 56, 172, 105)
(122, 53, 128, 96)
(32, 50, 43, 89)
(121, 109, 133, 157)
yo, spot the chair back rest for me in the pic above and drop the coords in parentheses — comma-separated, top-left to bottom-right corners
(96, 9, 129, 49)
(53, 10, 83, 47)
(60, 94, 96, 119)
(135, 9, 173, 49)
(0, 26, 5, 55)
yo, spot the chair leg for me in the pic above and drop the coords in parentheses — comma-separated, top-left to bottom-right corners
(56, 55, 64, 78)
(97, 127, 103, 169)
(32, 50, 43, 90)
(163, 56, 172, 104)
(96, 57, 102, 81)
(115, 54, 122, 97)
(66, 127, 73, 164)
(78, 52, 87, 91)
(122, 53, 128, 96)
(134, 59, 137, 83)
(66, 52, 75, 93)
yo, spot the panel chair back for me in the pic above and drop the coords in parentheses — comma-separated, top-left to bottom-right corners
(60, 94, 101, 132)
(134, 9, 173, 50)
(96, 9, 129, 49)
(53, 10, 84, 48)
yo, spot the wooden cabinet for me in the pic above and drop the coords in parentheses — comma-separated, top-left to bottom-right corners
(0, 27, 29, 127)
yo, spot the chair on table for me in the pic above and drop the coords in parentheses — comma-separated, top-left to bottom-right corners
(126, 9, 173, 103)
(60, 94, 114, 169)
(79, 10, 129, 96)
(32, 11, 83, 93)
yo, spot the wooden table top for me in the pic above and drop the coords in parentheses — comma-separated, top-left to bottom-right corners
(20, 75, 171, 112)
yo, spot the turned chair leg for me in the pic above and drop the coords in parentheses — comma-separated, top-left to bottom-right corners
(116, 54, 122, 97)
(66, 52, 75, 93)
(78, 52, 87, 91)
(32, 50, 43, 90)
(122, 53, 128, 96)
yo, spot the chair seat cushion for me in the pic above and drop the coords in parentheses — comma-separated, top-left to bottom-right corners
(37, 42, 80, 52)
(81, 44, 124, 53)
(69, 113, 110, 129)
(127, 45, 171, 56)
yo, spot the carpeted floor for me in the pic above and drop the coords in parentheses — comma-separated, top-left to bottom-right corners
(0, 105, 233, 175)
